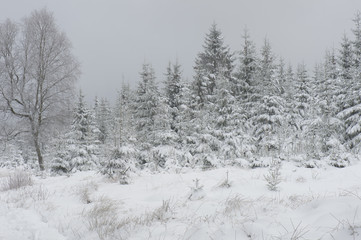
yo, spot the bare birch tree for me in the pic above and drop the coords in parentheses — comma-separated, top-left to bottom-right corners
(0, 8, 80, 170)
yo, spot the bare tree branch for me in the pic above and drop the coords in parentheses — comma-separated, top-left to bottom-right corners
(0, 8, 80, 170)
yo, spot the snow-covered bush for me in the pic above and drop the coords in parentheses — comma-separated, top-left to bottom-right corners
(264, 158, 282, 191)
(51, 151, 72, 174)
(249, 156, 274, 168)
(149, 146, 185, 172)
(324, 137, 353, 168)
(51, 143, 98, 174)
(327, 153, 352, 168)
(100, 145, 136, 184)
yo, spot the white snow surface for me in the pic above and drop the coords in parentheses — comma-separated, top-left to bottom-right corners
(1, 162, 361, 239)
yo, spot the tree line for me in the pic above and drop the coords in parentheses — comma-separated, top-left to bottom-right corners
(1, 9, 361, 174)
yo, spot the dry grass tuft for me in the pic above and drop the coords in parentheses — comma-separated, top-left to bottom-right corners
(1, 170, 33, 191)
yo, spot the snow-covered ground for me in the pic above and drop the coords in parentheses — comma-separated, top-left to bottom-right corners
(1, 161, 361, 240)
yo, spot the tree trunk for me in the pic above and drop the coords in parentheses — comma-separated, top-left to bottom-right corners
(33, 132, 44, 171)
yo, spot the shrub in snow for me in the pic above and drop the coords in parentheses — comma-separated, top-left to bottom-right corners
(188, 178, 205, 200)
(264, 158, 282, 191)
(154, 146, 185, 171)
(51, 151, 72, 174)
(100, 146, 135, 184)
(178, 150, 194, 168)
(51, 140, 99, 174)
(227, 158, 249, 168)
(202, 156, 216, 170)
(324, 137, 353, 168)
(327, 153, 351, 168)
(0, 144, 27, 169)
(71, 146, 99, 172)
(151, 148, 166, 170)
(189, 133, 220, 169)
(248, 156, 273, 168)
(302, 159, 318, 168)
(248, 157, 263, 168)
(1, 170, 33, 191)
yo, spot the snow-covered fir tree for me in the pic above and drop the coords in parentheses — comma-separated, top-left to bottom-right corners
(235, 28, 258, 99)
(192, 23, 234, 107)
(352, 11, 361, 73)
(338, 34, 353, 83)
(257, 38, 278, 95)
(51, 91, 99, 174)
(164, 61, 183, 133)
(110, 82, 133, 148)
(188, 23, 236, 168)
(250, 39, 286, 156)
(132, 63, 160, 150)
(338, 12, 361, 151)
(97, 98, 112, 144)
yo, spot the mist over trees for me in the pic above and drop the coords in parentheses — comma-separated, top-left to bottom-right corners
(1, 9, 361, 173)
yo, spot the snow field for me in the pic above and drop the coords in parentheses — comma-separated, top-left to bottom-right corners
(1, 162, 361, 239)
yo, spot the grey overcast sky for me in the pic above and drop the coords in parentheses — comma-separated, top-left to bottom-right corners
(1, 0, 361, 103)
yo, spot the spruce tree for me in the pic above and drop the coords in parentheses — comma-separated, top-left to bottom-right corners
(188, 23, 236, 168)
(164, 61, 183, 132)
(337, 12, 361, 151)
(277, 58, 287, 97)
(192, 23, 234, 107)
(293, 63, 312, 120)
(352, 11, 361, 72)
(51, 91, 99, 173)
(338, 34, 353, 82)
(111, 82, 132, 148)
(320, 49, 339, 116)
(97, 98, 111, 144)
(258, 38, 278, 95)
(236, 28, 258, 98)
(133, 63, 158, 147)
(250, 38, 285, 156)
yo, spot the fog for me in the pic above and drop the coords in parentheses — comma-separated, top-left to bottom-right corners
(1, 0, 361, 102)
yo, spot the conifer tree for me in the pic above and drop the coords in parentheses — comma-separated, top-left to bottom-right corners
(164, 61, 183, 132)
(338, 34, 353, 82)
(292, 63, 321, 157)
(192, 23, 234, 107)
(250, 39, 285, 156)
(51, 91, 99, 173)
(320, 50, 339, 116)
(97, 98, 111, 144)
(293, 63, 312, 120)
(277, 58, 287, 97)
(133, 63, 161, 149)
(236, 29, 258, 98)
(258, 38, 277, 96)
(111, 82, 132, 148)
(352, 11, 361, 72)
(338, 12, 361, 151)
(187, 23, 236, 168)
